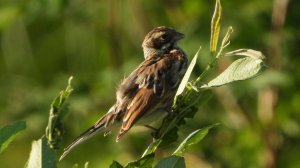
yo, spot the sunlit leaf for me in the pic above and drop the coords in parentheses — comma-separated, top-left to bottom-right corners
(26, 137, 57, 168)
(125, 153, 154, 168)
(201, 57, 266, 88)
(142, 140, 162, 157)
(210, 0, 222, 54)
(0, 121, 26, 153)
(176, 47, 201, 96)
(220, 26, 233, 50)
(155, 155, 185, 168)
(224, 49, 266, 59)
(173, 124, 218, 156)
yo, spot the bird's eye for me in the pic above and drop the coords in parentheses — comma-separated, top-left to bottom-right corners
(161, 34, 168, 40)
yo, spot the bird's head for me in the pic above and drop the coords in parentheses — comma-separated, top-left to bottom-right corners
(142, 26, 184, 58)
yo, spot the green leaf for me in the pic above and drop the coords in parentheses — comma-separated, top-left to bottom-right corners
(210, 0, 222, 54)
(160, 127, 179, 147)
(51, 76, 73, 109)
(110, 161, 123, 168)
(46, 76, 73, 149)
(173, 124, 218, 156)
(224, 49, 266, 59)
(155, 155, 185, 168)
(26, 137, 57, 168)
(0, 121, 26, 153)
(125, 153, 154, 168)
(201, 57, 266, 88)
(219, 26, 233, 50)
(142, 140, 162, 157)
(175, 47, 201, 96)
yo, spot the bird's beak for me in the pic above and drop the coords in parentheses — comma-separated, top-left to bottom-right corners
(174, 32, 185, 41)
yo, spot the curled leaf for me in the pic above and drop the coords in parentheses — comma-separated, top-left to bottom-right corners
(210, 0, 222, 54)
(46, 76, 73, 149)
(220, 26, 233, 50)
(224, 49, 266, 59)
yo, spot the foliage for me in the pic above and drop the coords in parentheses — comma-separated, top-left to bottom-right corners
(25, 77, 73, 168)
(0, 121, 26, 153)
(46, 76, 73, 149)
(26, 137, 57, 168)
(0, 0, 297, 167)
(155, 155, 185, 168)
(173, 124, 219, 156)
(104, 1, 265, 167)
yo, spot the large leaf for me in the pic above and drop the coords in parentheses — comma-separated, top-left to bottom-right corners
(155, 155, 185, 168)
(176, 47, 201, 96)
(26, 137, 57, 168)
(173, 124, 218, 156)
(201, 57, 266, 88)
(0, 121, 26, 153)
(210, 0, 222, 54)
(125, 153, 154, 168)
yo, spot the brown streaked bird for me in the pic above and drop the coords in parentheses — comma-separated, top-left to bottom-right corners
(60, 26, 188, 160)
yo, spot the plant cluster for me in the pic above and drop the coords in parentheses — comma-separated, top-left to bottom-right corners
(0, 0, 266, 167)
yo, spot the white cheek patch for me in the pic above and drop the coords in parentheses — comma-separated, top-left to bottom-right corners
(153, 32, 164, 39)
(162, 43, 171, 50)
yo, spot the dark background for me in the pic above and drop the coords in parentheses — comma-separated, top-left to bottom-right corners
(0, 0, 299, 167)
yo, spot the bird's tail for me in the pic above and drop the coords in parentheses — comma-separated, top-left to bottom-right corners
(59, 121, 105, 161)
(59, 106, 116, 161)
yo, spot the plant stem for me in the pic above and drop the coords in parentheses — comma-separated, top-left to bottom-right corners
(194, 41, 226, 84)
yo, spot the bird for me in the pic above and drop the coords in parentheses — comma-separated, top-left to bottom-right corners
(60, 26, 188, 161)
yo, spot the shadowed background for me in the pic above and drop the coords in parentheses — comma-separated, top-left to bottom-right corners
(0, 0, 299, 167)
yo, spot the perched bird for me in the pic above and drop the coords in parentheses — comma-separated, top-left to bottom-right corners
(60, 26, 188, 160)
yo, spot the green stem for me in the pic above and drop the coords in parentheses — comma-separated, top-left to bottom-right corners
(194, 43, 225, 84)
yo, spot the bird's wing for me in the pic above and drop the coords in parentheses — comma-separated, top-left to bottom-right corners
(134, 55, 169, 97)
(116, 54, 179, 141)
(116, 87, 161, 141)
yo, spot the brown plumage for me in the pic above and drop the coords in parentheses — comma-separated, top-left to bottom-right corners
(60, 26, 188, 160)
